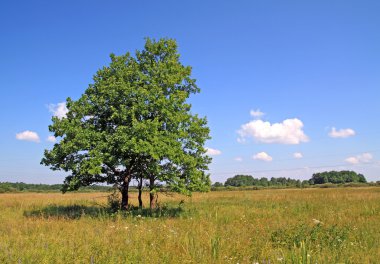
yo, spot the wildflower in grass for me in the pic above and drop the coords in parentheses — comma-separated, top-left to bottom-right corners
(312, 218, 323, 225)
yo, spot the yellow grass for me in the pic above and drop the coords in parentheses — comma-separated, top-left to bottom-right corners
(1, 188, 380, 263)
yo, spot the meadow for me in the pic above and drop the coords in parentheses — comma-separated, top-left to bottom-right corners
(0, 188, 379, 263)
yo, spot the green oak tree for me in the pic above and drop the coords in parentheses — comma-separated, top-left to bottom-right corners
(41, 38, 211, 209)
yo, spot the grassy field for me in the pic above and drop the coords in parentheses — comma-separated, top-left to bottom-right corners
(0, 188, 379, 263)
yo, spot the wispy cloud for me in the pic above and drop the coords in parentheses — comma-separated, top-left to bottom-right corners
(234, 157, 243, 162)
(250, 109, 265, 119)
(253, 152, 273, 162)
(206, 147, 222, 156)
(48, 102, 68, 119)
(345, 153, 373, 164)
(329, 127, 355, 138)
(46, 135, 56, 143)
(16, 130, 40, 143)
(293, 152, 303, 159)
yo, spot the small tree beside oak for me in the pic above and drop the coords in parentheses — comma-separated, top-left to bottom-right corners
(41, 38, 211, 209)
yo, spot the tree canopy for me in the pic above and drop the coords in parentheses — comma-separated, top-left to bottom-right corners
(225, 175, 255, 187)
(41, 38, 211, 209)
(309, 171, 366, 184)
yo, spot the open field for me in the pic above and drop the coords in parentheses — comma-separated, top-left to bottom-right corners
(1, 188, 380, 263)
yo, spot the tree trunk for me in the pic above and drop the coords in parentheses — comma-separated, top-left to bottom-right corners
(149, 177, 157, 209)
(149, 192, 156, 209)
(138, 176, 143, 209)
(120, 177, 131, 210)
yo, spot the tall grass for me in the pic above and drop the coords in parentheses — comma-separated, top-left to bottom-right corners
(0, 188, 379, 263)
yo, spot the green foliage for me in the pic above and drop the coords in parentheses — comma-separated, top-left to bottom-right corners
(41, 38, 211, 207)
(225, 175, 254, 187)
(224, 175, 303, 187)
(212, 182, 223, 187)
(310, 170, 367, 184)
(269, 177, 301, 187)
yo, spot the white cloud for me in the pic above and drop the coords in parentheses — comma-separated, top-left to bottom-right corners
(345, 157, 359, 164)
(250, 109, 265, 118)
(345, 153, 373, 164)
(253, 152, 273, 162)
(16, 130, 40, 143)
(328, 127, 355, 138)
(206, 147, 222, 156)
(48, 102, 68, 119)
(47, 135, 56, 143)
(238, 118, 309, 144)
(234, 157, 243, 162)
(293, 152, 303, 159)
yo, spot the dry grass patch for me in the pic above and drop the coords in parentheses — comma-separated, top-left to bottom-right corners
(0, 188, 379, 263)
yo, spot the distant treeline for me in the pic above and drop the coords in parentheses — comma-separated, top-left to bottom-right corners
(0, 182, 112, 193)
(213, 170, 369, 188)
(0, 170, 373, 193)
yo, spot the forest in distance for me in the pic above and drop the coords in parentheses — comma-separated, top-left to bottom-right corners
(0, 182, 112, 193)
(1, 170, 378, 193)
(214, 170, 369, 188)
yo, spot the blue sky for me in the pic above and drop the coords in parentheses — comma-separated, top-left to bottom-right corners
(1, 0, 379, 184)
